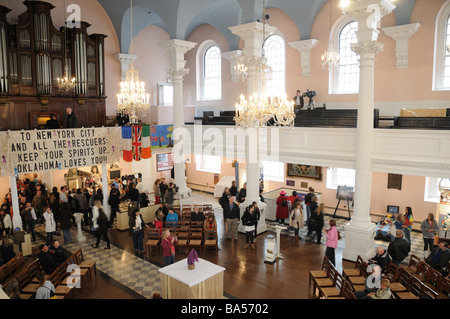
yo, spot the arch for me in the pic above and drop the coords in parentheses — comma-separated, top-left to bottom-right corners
(263, 33, 286, 97)
(433, 0, 450, 91)
(196, 40, 222, 100)
(328, 15, 359, 95)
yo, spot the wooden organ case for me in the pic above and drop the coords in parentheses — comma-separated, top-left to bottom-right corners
(0, 1, 107, 130)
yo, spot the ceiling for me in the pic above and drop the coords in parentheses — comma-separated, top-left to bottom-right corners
(96, 0, 418, 53)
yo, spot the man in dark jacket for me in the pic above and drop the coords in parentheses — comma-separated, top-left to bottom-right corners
(159, 178, 168, 204)
(38, 244, 62, 274)
(66, 107, 78, 128)
(44, 113, 61, 129)
(49, 240, 67, 264)
(108, 186, 121, 226)
(425, 241, 450, 276)
(387, 229, 410, 266)
(237, 183, 247, 203)
(223, 196, 240, 241)
(368, 246, 392, 272)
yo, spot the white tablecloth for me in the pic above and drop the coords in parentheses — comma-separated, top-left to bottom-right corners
(158, 258, 225, 287)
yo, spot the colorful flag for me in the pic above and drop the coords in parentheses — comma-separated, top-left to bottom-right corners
(141, 124, 152, 159)
(132, 125, 142, 161)
(121, 126, 132, 162)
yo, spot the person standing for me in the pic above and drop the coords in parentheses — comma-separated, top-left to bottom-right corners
(65, 107, 78, 128)
(22, 202, 37, 241)
(237, 183, 247, 203)
(223, 196, 240, 241)
(219, 187, 231, 209)
(275, 190, 289, 225)
(307, 203, 324, 244)
(161, 228, 178, 266)
(91, 205, 110, 249)
(324, 219, 338, 266)
(388, 229, 411, 266)
(0, 209, 12, 237)
(43, 207, 56, 246)
(32, 189, 47, 224)
(252, 201, 260, 240)
(420, 213, 439, 259)
(304, 187, 315, 225)
(402, 206, 413, 244)
(48, 187, 60, 230)
(159, 178, 168, 205)
(241, 205, 257, 249)
(108, 185, 121, 227)
(230, 181, 238, 198)
(165, 182, 176, 206)
(59, 202, 73, 245)
(292, 89, 304, 112)
(153, 179, 161, 204)
(129, 209, 149, 253)
(289, 200, 303, 241)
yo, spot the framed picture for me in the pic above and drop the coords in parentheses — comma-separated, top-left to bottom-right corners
(286, 164, 322, 180)
(387, 205, 399, 214)
(388, 173, 402, 190)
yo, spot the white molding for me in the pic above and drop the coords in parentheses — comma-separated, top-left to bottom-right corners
(113, 53, 139, 80)
(288, 39, 319, 77)
(433, 0, 450, 91)
(382, 23, 421, 69)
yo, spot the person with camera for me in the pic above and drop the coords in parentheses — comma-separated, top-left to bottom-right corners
(129, 208, 149, 253)
(303, 89, 316, 110)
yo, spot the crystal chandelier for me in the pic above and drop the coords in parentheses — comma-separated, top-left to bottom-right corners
(57, 65, 76, 94)
(116, 0, 150, 124)
(234, 0, 295, 128)
(233, 58, 248, 82)
(322, 0, 340, 70)
(321, 43, 340, 69)
(117, 64, 150, 124)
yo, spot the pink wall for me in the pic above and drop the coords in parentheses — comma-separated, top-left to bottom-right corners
(184, 24, 246, 108)
(128, 25, 171, 110)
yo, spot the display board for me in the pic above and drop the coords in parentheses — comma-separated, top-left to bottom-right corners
(336, 185, 354, 200)
(157, 153, 174, 171)
(0, 127, 122, 176)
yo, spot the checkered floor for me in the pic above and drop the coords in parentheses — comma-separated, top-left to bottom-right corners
(33, 190, 427, 299)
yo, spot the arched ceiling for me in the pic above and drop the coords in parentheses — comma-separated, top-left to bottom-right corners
(97, 0, 418, 53)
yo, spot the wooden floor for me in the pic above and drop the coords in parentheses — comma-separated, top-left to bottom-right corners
(106, 220, 356, 299)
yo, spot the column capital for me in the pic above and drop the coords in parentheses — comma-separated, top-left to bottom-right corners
(113, 53, 139, 80)
(288, 39, 319, 77)
(229, 21, 277, 58)
(382, 23, 421, 69)
(159, 39, 197, 70)
(167, 68, 190, 83)
(341, 0, 396, 42)
(351, 41, 384, 59)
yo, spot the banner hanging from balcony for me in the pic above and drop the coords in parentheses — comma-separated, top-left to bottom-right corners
(0, 127, 122, 176)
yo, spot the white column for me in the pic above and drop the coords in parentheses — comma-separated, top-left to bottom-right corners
(10, 176, 22, 230)
(342, 0, 396, 262)
(229, 22, 276, 233)
(160, 39, 197, 205)
(382, 23, 420, 69)
(288, 39, 319, 77)
(113, 53, 139, 80)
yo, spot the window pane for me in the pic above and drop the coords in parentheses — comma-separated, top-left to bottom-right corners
(203, 45, 221, 100)
(263, 35, 286, 97)
(338, 21, 359, 93)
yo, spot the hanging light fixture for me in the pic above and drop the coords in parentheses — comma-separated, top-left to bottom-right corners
(57, 0, 76, 94)
(116, 0, 150, 124)
(234, 0, 295, 128)
(321, 0, 340, 69)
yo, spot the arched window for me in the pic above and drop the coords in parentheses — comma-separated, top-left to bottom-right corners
(433, 2, 450, 91)
(263, 34, 285, 97)
(337, 21, 359, 94)
(202, 45, 222, 100)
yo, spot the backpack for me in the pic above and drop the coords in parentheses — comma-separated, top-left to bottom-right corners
(281, 199, 288, 207)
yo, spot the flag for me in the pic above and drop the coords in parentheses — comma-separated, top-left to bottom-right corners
(121, 126, 132, 162)
(132, 125, 142, 161)
(141, 124, 152, 159)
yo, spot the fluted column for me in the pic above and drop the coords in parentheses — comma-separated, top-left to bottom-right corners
(342, 0, 396, 261)
(160, 39, 197, 203)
